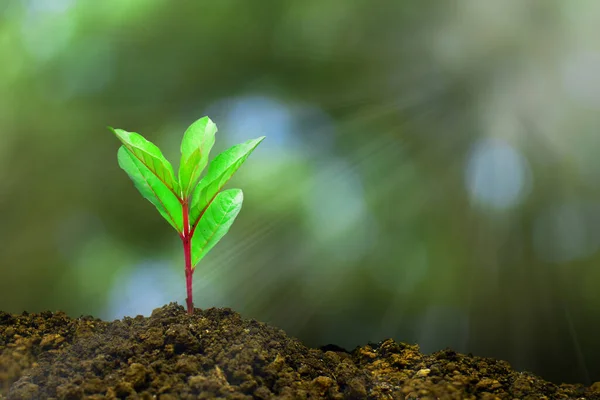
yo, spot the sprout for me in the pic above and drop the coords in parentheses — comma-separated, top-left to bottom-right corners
(109, 117, 264, 314)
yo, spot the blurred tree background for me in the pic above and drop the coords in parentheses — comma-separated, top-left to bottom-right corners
(1, 0, 600, 385)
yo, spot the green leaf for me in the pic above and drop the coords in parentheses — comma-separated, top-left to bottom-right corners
(110, 127, 180, 197)
(178, 117, 217, 198)
(189, 136, 264, 227)
(191, 188, 243, 267)
(117, 147, 183, 233)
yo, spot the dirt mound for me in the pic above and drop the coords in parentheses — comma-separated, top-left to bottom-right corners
(1, 303, 598, 399)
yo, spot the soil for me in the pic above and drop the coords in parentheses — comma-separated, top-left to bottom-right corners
(1, 303, 599, 400)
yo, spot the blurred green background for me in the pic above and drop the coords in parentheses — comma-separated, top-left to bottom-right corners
(1, 0, 600, 385)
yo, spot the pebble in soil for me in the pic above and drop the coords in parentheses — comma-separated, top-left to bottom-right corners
(1, 303, 599, 399)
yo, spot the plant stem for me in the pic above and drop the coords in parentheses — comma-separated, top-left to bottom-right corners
(182, 201, 194, 314)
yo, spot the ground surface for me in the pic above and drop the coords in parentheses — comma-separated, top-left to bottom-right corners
(1, 303, 599, 399)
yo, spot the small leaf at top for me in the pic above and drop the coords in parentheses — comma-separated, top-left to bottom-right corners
(179, 117, 217, 198)
(189, 136, 264, 227)
(191, 188, 243, 267)
(117, 147, 184, 233)
(110, 127, 180, 197)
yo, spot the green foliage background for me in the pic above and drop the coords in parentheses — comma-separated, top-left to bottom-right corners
(1, 0, 599, 384)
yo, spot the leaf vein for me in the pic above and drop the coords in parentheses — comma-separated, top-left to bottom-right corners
(125, 145, 179, 199)
(128, 151, 179, 230)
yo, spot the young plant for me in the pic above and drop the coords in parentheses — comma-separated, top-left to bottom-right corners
(109, 117, 264, 314)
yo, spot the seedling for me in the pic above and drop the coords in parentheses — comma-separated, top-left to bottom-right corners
(109, 117, 264, 314)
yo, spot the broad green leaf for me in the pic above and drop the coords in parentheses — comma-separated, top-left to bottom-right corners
(110, 127, 180, 197)
(191, 188, 243, 267)
(189, 136, 264, 227)
(118, 147, 184, 233)
(179, 117, 217, 198)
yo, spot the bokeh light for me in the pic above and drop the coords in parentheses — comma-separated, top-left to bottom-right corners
(465, 138, 531, 211)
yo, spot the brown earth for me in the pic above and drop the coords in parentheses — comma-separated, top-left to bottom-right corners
(1, 303, 599, 399)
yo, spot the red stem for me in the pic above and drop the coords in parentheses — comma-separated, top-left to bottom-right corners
(182, 201, 194, 314)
